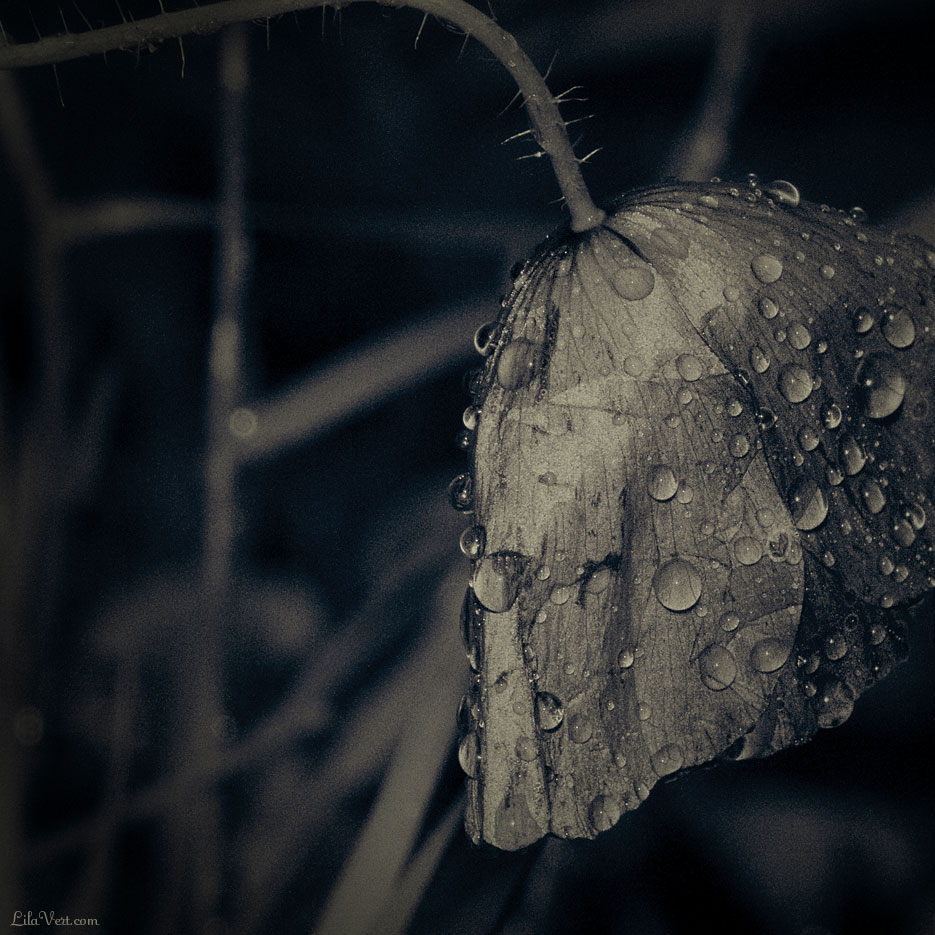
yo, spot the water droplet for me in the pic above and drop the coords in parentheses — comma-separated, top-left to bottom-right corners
(750, 637, 791, 673)
(699, 194, 720, 208)
(881, 306, 916, 348)
(860, 478, 886, 515)
(617, 648, 635, 673)
(751, 254, 784, 284)
(613, 265, 655, 301)
(727, 398, 743, 417)
(853, 307, 875, 334)
(585, 566, 613, 594)
(723, 285, 741, 303)
(839, 434, 866, 475)
(535, 692, 565, 731)
(675, 353, 703, 382)
(879, 554, 895, 575)
(623, 355, 645, 377)
(756, 408, 777, 430)
(822, 550, 836, 567)
(892, 564, 909, 583)
(448, 473, 474, 512)
(787, 322, 812, 350)
(549, 584, 572, 605)
(774, 328, 787, 343)
(664, 413, 681, 428)
(816, 680, 855, 729)
(732, 535, 763, 566)
(850, 205, 869, 223)
(765, 179, 800, 206)
(677, 387, 693, 405)
(756, 509, 775, 528)
(820, 264, 835, 280)
(869, 623, 887, 645)
(822, 403, 842, 430)
(905, 503, 926, 530)
(515, 735, 538, 761)
(653, 558, 703, 611)
(758, 296, 779, 319)
(750, 345, 770, 373)
(637, 702, 652, 721)
(648, 465, 678, 502)
(568, 714, 593, 743)
(797, 426, 820, 451)
(817, 339, 828, 354)
(891, 518, 916, 548)
(535, 564, 551, 581)
(459, 731, 480, 777)
(724, 433, 749, 459)
(778, 364, 813, 404)
(856, 354, 907, 419)
(497, 339, 541, 389)
(589, 794, 622, 832)
(788, 477, 829, 530)
(823, 633, 848, 661)
(474, 321, 499, 356)
(651, 743, 684, 776)
(699, 644, 738, 690)
(720, 612, 740, 632)
(473, 552, 526, 613)
(459, 525, 486, 559)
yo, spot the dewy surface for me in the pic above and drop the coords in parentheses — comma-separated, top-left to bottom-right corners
(455, 177, 935, 850)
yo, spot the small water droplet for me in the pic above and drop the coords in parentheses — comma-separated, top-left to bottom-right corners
(853, 307, 875, 334)
(623, 355, 646, 377)
(637, 702, 652, 721)
(756, 509, 775, 527)
(664, 413, 681, 428)
(750, 345, 770, 373)
(788, 477, 829, 530)
(568, 714, 593, 743)
(878, 554, 895, 575)
(585, 566, 613, 594)
(676, 482, 694, 504)
(881, 306, 916, 349)
(588, 793, 622, 832)
(653, 558, 703, 611)
(774, 328, 787, 343)
(816, 680, 855, 729)
(750, 637, 791, 673)
(856, 353, 907, 419)
(720, 612, 740, 632)
(797, 426, 820, 451)
(448, 473, 474, 512)
(535, 692, 565, 731)
(756, 408, 777, 429)
(733, 535, 763, 565)
(778, 364, 813, 403)
(699, 644, 738, 690)
(892, 564, 909, 583)
(617, 648, 635, 673)
(728, 433, 750, 458)
(751, 254, 783, 284)
(839, 434, 866, 475)
(613, 265, 655, 300)
(823, 632, 848, 661)
(677, 387, 693, 405)
(765, 179, 800, 206)
(699, 194, 720, 208)
(514, 735, 538, 762)
(905, 502, 926, 530)
(849, 205, 869, 223)
(727, 398, 743, 417)
(474, 321, 499, 356)
(459, 731, 480, 777)
(787, 322, 812, 350)
(648, 465, 678, 502)
(860, 478, 886, 515)
(822, 403, 842, 429)
(759, 296, 780, 319)
(822, 550, 836, 567)
(497, 339, 541, 389)
(891, 518, 916, 548)
(651, 743, 684, 776)
(827, 465, 844, 486)
(459, 525, 487, 559)
(868, 623, 887, 645)
(549, 584, 572, 605)
(676, 353, 704, 382)
(473, 552, 526, 613)
(820, 264, 835, 280)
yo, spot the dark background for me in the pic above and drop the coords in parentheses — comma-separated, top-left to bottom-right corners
(1, 1, 934, 933)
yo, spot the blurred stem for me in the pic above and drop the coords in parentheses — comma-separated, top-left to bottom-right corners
(0, 0, 605, 231)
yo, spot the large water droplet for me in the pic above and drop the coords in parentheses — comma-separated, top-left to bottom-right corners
(589, 794, 622, 832)
(459, 731, 480, 777)
(459, 525, 486, 559)
(750, 345, 770, 373)
(856, 354, 907, 419)
(585, 566, 613, 594)
(699, 644, 737, 690)
(797, 425, 820, 452)
(653, 558, 703, 611)
(860, 478, 886, 515)
(676, 353, 704, 382)
(613, 265, 655, 300)
(839, 434, 866, 475)
(751, 254, 784, 284)
(535, 692, 565, 731)
(732, 535, 763, 565)
(448, 473, 474, 512)
(651, 743, 684, 776)
(750, 637, 791, 673)
(816, 680, 855, 729)
(787, 322, 812, 350)
(881, 306, 916, 349)
(473, 552, 526, 613)
(568, 714, 593, 744)
(497, 339, 541, 390)
(823, 632, 848, 661)
(759, 296, 779, 320)
(788, 477, 829, 530)
(778, 364, 814, 404)
(765, 179, 800, 207)
(648, 465, 678, 502)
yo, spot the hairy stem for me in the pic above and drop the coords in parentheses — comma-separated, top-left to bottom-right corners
(0, 0, 604, 231)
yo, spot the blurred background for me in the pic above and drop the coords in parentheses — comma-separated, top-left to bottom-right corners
(1, 1, 934, 933)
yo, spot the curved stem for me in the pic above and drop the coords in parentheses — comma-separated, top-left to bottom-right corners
(0, 0, 605, 231)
